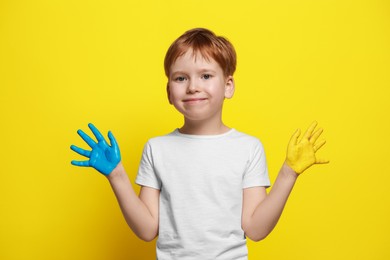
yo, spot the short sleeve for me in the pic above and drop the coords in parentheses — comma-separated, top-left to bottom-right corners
(135, 141, 162, 190)
(242, 139, 271, 189)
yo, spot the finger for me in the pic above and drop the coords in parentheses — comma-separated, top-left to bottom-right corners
(70, 145, 91, 158)
(71, 160, 90, 167)
(289, 128, 301, 146)
(108, 131, 119, 149)
(77, 129, 97, 148)
(88, 123, 105, 142)
(302, 121, 318, 141)
(316, 158, 330, 164)
(310, 128, 323, 144)
(313, 139, 326, 152)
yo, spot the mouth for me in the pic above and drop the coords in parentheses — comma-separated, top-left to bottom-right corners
(183, 98, 208, 102)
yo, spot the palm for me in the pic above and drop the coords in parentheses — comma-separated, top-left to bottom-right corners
(286, 121, 329, 174)
(90, 141, 120, 169)
(71, 123, 121, 176)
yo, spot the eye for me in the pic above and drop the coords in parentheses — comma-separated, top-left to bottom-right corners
(175, 76, 186, 82)
(202, 74, 212, 80)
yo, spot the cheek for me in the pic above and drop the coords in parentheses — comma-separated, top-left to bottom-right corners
(169, 85, 184, 100)
(208, 83, 226, 96)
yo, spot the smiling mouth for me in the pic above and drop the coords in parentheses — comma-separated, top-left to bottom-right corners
(183, 98, 208, 102)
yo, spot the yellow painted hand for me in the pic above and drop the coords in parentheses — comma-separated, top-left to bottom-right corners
(286, 121, 329, 174)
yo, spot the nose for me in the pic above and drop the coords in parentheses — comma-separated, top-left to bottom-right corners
(187, 79, 199, 94)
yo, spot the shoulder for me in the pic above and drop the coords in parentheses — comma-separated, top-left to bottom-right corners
(144, 129, 181, 147)
(230, 129, 265, 148)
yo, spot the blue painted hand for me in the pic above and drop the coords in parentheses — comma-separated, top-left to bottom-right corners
(70, 123, 121, 176)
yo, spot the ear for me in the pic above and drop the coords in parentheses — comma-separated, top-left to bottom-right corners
(224, 76, 235, 99)
(166, 82, 172, 104)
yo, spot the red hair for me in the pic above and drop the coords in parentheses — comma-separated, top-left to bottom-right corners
(164, 28, 237, 78)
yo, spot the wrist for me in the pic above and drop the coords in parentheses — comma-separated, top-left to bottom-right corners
(106, 162, 127, 181)
(282, 161, 299, 179)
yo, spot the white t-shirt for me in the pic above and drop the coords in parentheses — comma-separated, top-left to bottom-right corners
(136, 128, 270, 260)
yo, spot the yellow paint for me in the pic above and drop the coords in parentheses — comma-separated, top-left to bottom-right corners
(286, 121, 329, 174)
(1, 0, 389, 259)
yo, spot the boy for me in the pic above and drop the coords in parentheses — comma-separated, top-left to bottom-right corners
(70, 28, 328, 259)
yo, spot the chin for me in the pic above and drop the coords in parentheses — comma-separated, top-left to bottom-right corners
(184, 111, 221, 122)
(183, 115, 207, 121)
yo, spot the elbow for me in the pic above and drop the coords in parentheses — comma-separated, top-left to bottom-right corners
(243, 223, 270, 242)
(139, 234, 157, 242)
(137, 231, 158, 242)
(128, 218, 158, 242)
(132, 224, 158, 242)
(247, 232, 269, 242)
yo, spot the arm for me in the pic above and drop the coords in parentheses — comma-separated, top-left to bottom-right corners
(242, 163, 297, 241)
(70, 123, 159, 241)
(242, 121, 329, 241)
(107, 163, 159, 241)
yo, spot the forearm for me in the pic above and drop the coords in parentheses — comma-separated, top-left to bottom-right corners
(247, 162, 298, 241)
(107, 163, 158, 241)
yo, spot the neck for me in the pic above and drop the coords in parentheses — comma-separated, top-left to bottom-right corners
(179, 118, 230, 135)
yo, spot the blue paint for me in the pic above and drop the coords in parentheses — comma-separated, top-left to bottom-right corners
(70, 123, 121, 176)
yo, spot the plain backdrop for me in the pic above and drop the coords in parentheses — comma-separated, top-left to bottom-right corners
(1, 0, 389, 259)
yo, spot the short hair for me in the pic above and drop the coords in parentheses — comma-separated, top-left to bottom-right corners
(164, 28, 237, 78)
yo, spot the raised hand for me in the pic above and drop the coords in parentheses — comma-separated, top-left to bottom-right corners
(285, 121, 329, 174)
(70, 123, 121, 176)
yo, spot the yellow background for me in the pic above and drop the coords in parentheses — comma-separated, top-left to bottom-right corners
(1, 0, 389, 259)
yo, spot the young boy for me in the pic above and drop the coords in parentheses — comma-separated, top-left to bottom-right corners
(70, 28, 328, 259)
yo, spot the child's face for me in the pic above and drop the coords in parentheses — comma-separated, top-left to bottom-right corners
(167, 50, 234, 122)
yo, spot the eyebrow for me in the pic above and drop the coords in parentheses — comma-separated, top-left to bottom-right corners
(198, 68, 217, 73)
(171, 69, 217, 75)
